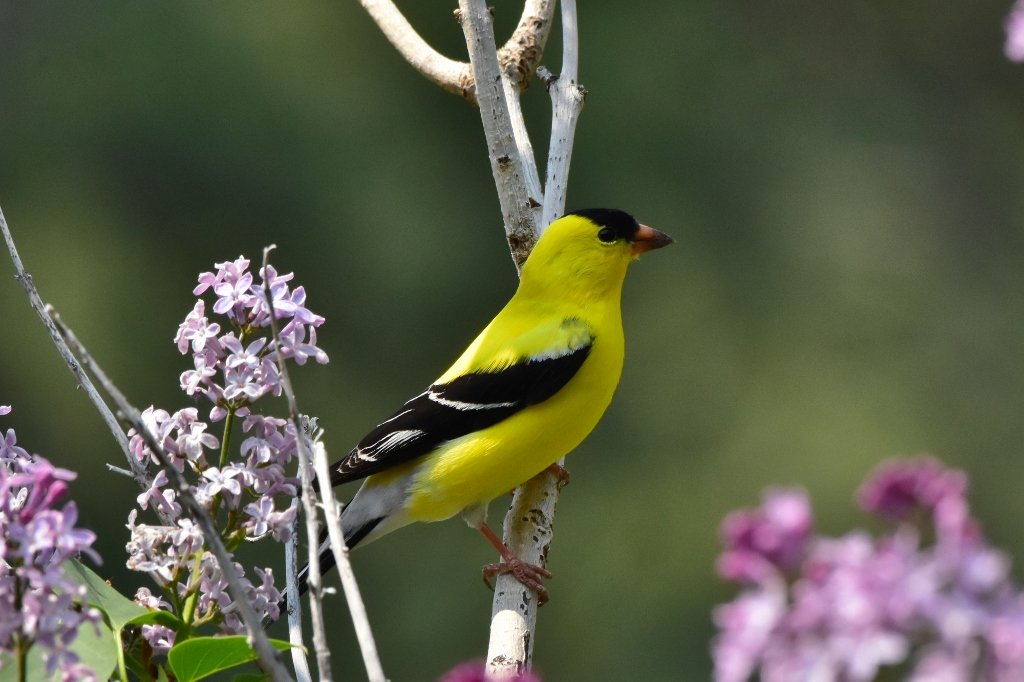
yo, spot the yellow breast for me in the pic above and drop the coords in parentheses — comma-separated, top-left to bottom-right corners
(404, 300, 624, 522)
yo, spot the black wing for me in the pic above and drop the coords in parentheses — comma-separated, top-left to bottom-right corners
(329, 329, 593, 486)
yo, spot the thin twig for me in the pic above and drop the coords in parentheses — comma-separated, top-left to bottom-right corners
(312, 440, 385, 682)
(502, 74, 544, 219)
(6, 207, 289, 678)
(261, 246, 333, 681)
(260, 246, 385, 682)
(284, 501, 312, 682)
(0, 204, 146, 487)
(49, 308, 181, 526)
(538, 0, 586, 230)
(296, 422, 332, 681)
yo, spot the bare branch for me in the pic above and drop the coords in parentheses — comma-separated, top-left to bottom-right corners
(537, 64, 586, 230)
(313, 439, 385, 682)
(486, 0, 585, 676)
(260, 246, 333, 680)
(502, 76, 544, 218)
(0, 205, 147, 488)
(538, 0, 586, 230)
(295, 423, 333, 681)
(260, 246, 384, 682)
(359, 0, 555, 105)
(284, 501, 313, 682)
(358, 0, 472, 100)
(459, 0, 539, 270)
(497, 0, 557, 93)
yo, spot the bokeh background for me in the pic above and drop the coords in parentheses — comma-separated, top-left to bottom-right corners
(2, 2, 1024, 680)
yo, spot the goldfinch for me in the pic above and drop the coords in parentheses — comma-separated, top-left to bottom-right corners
(300, 208, 671, 602)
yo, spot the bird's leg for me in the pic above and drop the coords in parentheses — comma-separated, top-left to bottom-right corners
(478, 522, 553, 605)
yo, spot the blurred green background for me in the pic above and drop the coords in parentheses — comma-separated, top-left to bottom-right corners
(2, 2, 1023, 680)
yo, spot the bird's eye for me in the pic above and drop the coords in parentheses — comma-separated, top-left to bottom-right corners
(597, 227, 617, 243)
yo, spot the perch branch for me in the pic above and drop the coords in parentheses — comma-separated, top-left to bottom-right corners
(364, 0, 587, 674)
(487, 0, 586, 676)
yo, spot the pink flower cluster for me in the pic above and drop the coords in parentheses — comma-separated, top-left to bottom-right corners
(0, 406, 102, 681)
(125, 257, 326, 652)
(1007, 0, 1024, 62)
(713, 457, 1024, 682)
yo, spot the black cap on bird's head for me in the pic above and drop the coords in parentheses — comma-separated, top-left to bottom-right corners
(568, 208, 673, 255)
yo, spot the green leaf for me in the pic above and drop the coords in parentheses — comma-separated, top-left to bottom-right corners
(167, 636, 291, 682)
(70, 619, 120, 680)
(125, 608, 184, 630)
(0, 618, 117, 682)
(63, 559, 148, 631)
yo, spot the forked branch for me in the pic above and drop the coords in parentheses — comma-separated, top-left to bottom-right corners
(359, 0, 555, 105)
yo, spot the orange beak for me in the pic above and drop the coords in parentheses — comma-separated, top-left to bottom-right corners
(631, 224, 674, 255)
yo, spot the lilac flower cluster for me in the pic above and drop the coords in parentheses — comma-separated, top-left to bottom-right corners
(0, 406, 102, 681)
(177, 257, 327, 419)
(126, 257, 326, 652)
(713, 457, 1024, 682)
(1007, 0, 1024, 62)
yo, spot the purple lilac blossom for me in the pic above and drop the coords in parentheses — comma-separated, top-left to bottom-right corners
(128, 256, 326, 637)
(1007, 0, 1024, 62)
(713, 457, 1024, 682)
(0, 408, 102, 681)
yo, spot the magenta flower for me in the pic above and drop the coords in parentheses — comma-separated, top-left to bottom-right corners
(717, 487, 812, 583)
(1007, 0, 1024, 62)
(857, 456, 966, 521)
(0, 415, 101, 680)
(713, 457, 1024, 681)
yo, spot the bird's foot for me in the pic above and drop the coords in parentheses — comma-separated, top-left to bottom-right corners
(478, 522, 553, 605)
(482, 558, 553, 605)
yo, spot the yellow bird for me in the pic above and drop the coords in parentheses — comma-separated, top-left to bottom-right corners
(301, 209, 671, 603)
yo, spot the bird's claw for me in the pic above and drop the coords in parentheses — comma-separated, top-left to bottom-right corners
(482, 557, 553, 605)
